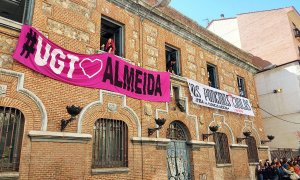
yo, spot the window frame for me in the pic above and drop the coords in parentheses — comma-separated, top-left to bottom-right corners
(0, 106, 25, 172)
(245, 136, 259, 163)
(213, 132, 231, 164)
(0, 0, 34, 30)
(237, 75, 247, 98)
(92, 118, 128, 169)
(207, 63, 219, 89)
(165, 44, 181, 76)
(100, 16, 124, 57)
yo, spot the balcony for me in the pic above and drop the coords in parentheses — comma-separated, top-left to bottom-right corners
(294, 28, 300, 41)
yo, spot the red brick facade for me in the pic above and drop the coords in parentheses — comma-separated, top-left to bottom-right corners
(0, 0, 269, 179)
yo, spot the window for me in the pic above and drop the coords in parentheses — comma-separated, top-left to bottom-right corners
(245, 136, 259, 163)
(92, 118, 128, 168)
(166, 45, 181, 76)
(207, 63, 218, 88)
(237, 76, 247, 97)
(101, 16, 124, 57)
(167, 121, 188, 140)
(213, 132, 231, 164)
(0, 106, 25, 172)
(0, 0, 34, 24)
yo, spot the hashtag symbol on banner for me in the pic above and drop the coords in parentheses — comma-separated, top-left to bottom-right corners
(20, 28, 37, 58)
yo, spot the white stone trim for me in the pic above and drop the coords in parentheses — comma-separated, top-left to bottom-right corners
(244, 120, 261, 145)
(155, 102, 168, 137)
(28, 131, 92, 143)
(77, 90, 141, 137)
(258, 146, 269, 150)
(187, 140, 215, 147)
(185, 96, 199, 140)
(216, 164, 232, 168)
(0, 69, 48, 131)
(92, 168, 129, 175)
(0, 16, 22, 30)
(170, 74, 187, 83)
(207, 113, 235, 143)
(230, 144, 248, 149)
(0, 172, 19, 179)
(249, 162, 259, 166)
(131, 137, 170, 146)
(156, 83, 199, 140)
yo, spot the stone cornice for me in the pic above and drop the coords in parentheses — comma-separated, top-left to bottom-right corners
(230, 144, 248, 149)
(28, 131, 92, 143)
(107, 0, 260, 73)
(258, 146, 269, 150)
(0, 172, 19, 179)
(131, 137, 170, 146)
(187, 140, 215, 148)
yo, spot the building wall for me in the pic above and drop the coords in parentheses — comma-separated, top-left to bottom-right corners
(237, 7, 300, 65)
(287, 10, 300, 60)
(208, 18, 242, 48)
(0, 0, 269, 179)
(255, 61, 300, 150)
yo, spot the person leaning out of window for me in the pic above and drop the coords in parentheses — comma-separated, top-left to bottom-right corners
(166, 58, 176, 74)
(101, 38, 115, 54)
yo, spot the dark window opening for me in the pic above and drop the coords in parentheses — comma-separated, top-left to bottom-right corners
(214, 132, 231, 164)
(166, 45, 181, 76)
(207, 63, 218, 88)
(237, 76, 247, 97)
(245, 136, 259, 163)
(0, 106, 24, 172)
(92, 118, 128, 168)
(0, 0, 34, 24)
(0, 0, 25, 23)
(100, 17, 124, 57)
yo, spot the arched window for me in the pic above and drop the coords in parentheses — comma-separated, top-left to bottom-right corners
(92, 118, 128, 168)
(246, 136, 259, 163)
(214, 132, 231, 164)
(166, 121, 188, 140)
(0, 106, 25, 172)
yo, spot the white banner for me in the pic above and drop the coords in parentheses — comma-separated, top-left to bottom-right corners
(187, 79, 254, 116)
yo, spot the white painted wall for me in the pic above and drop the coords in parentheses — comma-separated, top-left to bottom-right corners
(255, 61, 300, 150)
(207, 18, 242, 48)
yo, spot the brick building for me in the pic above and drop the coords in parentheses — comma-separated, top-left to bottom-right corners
(0, 0, 269, 179)
(207, 7, 300, 157)
(207, 6, 300, 66)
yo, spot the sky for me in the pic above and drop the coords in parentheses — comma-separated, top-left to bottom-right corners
(169, 0, 300, 27)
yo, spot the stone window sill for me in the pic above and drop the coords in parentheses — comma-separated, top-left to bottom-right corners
(171, 74, 187, 83)
(92, 167, 129, 175)
(249, 162, 259, 166)
(0, 16, 22, 31)
(0, 172, 19, 179)
(216, 163, 232, 168)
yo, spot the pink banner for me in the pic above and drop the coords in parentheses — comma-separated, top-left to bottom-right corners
(13, 25, 170, 102)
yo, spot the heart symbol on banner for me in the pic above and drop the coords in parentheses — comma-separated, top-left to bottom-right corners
(79, 58, 103, 78)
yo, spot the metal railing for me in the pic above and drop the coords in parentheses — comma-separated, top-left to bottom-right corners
(92, 118, 128, 168)
(271, 148, 299, 160)
(245, 136, 259, 163)
(214, 132, 231, 164)
(167, 121, 188, 141)
(0, 106, 24, 172)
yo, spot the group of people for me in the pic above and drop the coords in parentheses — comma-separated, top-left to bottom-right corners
(101, 37, 179, 74)
(256, 156, 300, 180)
